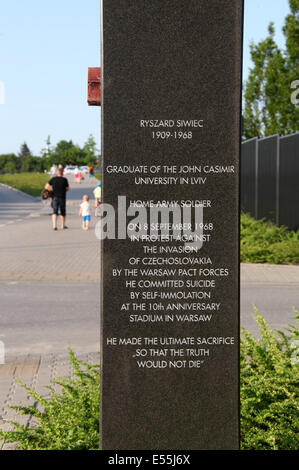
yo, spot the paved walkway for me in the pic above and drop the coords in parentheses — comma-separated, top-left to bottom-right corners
(0, 183, 40, 224)
(0, 179, 101, 448)
(0, 183, 100, 282)
(241, 263, 299, 338)
(0, 211, 100, 282)
(241, 262, 299, 285)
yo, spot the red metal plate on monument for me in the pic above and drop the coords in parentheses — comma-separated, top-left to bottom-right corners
(88, 67, 101, 106)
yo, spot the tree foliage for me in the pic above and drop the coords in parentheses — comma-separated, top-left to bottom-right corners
(18, 142, 32, 158)
(0, 135, 99, 174)
(243, 0, 299, 139)
(0, 350, 99, 450)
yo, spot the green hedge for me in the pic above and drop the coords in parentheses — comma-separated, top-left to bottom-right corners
(0, 351, 99, 450)
(241, 213, 299, 264)
(241, 308, 299, 450)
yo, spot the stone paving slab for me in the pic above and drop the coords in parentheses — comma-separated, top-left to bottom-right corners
(241, 263, 299, 285)
(0, 356, 40, 378)
(0, 209, 100, 283)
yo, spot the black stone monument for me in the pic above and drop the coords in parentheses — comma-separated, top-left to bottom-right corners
(100, 0, 243, 450)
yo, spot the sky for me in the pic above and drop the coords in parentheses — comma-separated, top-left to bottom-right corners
(0, 0, 290, 156)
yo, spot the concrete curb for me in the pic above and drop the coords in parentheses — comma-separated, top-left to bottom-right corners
(28, 200, 83, 217)
(0, 183, 93, 205)
(0, 183, 40, 202)
(0, 272, 100, 282)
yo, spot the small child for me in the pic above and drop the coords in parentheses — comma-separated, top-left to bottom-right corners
(79, 195, 91, 230)
(93, 181, 102, 206)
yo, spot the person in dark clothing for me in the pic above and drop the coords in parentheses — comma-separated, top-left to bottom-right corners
(45, 168, 69, 230)
(88, 166, 94, 181)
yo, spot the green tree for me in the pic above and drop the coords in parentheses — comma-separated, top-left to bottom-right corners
(48, 137, 98, 168)
(51, 140, 83, 167)
(243, 0, 299, 139)
(2, 160, 17, 174)
(33, 156, 46, 172)
(83, 134, 97, 157)
(0, 154, 18, 174)
(41, 135, 53, 158)
(17, 141, 35, 172)
(18, 142, 32, 158)
(20, 156, 35, 173)
(82, 134, 98, 167)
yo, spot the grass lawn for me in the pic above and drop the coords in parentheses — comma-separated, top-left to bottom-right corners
(0, 172, 49, 197)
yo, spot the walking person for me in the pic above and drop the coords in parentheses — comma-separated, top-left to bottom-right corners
(74, 166, 80, 184)
(50, 164, 57, 177)
(79, 195, 91, 230)
(45, 168, 69, 230)
(88, 165, 94, 182)
(93, 181, 101, 205)
(93, 181, 102, 216)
